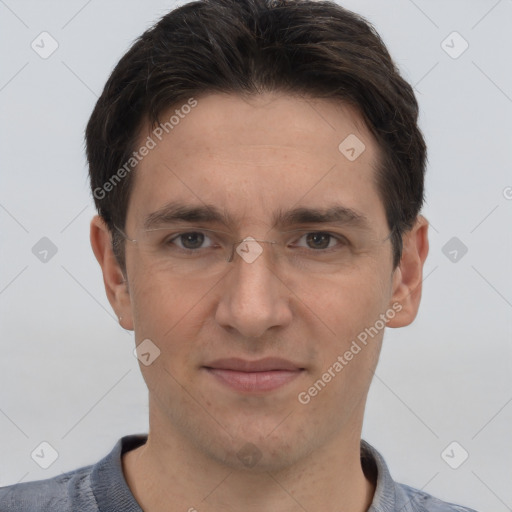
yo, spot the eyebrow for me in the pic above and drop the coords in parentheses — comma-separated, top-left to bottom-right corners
(273, 206, 371, 231)
(143, 203, 231, 230)
(143, 201, 371, 232)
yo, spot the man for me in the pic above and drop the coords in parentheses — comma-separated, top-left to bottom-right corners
(0, 0, 478, 511)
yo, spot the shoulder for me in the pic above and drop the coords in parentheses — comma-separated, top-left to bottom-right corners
(0, 434, 146, 512)
(0, 464, 98, 512)
(360, 440, 479, 512)
(397, 483, 479, 512)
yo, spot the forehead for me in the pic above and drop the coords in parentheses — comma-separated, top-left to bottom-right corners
(127, 92, 386, 231)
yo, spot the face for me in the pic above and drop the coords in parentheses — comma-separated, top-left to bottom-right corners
(94, 92, 425, 472)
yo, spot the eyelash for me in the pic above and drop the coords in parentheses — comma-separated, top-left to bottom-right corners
(163, 231, 350, 254)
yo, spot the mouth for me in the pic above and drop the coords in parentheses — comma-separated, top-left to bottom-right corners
(202, 357, 305, 393)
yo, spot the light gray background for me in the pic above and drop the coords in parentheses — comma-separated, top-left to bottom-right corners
(0, 1, 511, 511)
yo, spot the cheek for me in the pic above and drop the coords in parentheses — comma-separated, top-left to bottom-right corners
(295, 274, 387, 420)
(288, 261, 392, 340)
(128, 255, 208, 332)
(127, 257, 220, 360)
(128, 271, 210, 395)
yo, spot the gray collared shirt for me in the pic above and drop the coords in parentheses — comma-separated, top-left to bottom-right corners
(0, 435, 478, 511)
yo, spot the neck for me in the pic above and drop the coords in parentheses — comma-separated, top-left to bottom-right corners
(122, 412, 375, 512)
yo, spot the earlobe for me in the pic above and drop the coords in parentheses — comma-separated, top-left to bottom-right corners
(386, 215, 429, 328)
(90, 215, 134, 330)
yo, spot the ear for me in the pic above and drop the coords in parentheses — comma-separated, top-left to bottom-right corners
(90, 215, 134, 330)
(386, 215, 429, 328)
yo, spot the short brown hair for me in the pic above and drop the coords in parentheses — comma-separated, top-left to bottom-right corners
(86, 0, 426, 270)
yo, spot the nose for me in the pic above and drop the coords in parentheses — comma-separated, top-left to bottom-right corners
(215, 240, 292, 339)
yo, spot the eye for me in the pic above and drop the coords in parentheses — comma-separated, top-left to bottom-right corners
(295, 232, 346, 250)
(169, 232, 213, 251)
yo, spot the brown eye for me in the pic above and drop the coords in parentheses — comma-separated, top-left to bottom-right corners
(171, 232, 208, 250)
(305, 232, 334, 250)
(182, 233, 205, 249)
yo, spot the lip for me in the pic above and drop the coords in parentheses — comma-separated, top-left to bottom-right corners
(203, 357, 303, 372)
(203, 357, 305, 393)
